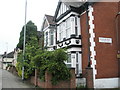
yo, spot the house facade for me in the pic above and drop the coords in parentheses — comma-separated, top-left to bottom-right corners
(41, 15, 56, 51)
(80, 2, 120, 88)
(53, 1, 120, 88)
(54, 2, 82, 76)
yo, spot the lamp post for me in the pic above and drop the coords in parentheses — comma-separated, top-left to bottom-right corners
(22, 0, 27, 81)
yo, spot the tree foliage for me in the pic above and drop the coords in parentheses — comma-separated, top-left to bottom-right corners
(16, 21, 71, 83)
(17, 21, 38, 49)
(16, 21, 39, 79)
(32, 49, 71, 85)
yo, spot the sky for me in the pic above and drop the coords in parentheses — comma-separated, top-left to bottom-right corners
(0, 0, 58, 54)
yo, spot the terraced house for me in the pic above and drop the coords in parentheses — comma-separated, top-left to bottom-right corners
(41, 0, 120, 88)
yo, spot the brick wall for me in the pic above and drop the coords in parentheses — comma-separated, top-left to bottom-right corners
(81, 2, 119, 79)
(80, 12, 90, 76)
(93, 2, 119, 78)
(30, 68, 76, 88)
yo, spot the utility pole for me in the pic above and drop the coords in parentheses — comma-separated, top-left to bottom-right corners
(22, 0, 27, 81)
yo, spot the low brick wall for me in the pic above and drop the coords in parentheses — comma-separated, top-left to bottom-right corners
(85, 67, 94, 88)
(30, 68, 76, 88)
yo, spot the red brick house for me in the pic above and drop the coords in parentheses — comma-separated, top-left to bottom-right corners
(80, 2, 120, 88)
(53, 1, 120, 88)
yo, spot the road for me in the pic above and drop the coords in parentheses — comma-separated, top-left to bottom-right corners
(2, 69, 34, 89)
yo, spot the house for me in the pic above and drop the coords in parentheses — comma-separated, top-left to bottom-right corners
(54, 1, 83, 78)
(41, 14, 56, 51)
(12, 48, 22, 67)
(53, 1, 120, 88)
(2, 51, 14, 69)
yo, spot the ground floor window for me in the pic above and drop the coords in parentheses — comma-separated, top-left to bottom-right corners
(65, 52, 82, 76)
(66, 53, 71, 68)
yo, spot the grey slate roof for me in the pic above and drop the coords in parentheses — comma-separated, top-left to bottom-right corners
(3, 51, 14, 58)
(45, 14, 56, 25)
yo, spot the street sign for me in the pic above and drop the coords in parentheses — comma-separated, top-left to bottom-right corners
(99, 37, 112, 43)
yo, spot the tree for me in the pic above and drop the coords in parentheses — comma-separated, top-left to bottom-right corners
(16, 20, 39, 79)
(17, 21, 38, 49)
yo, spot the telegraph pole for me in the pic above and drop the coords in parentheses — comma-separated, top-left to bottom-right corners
(22, 0, 27, 81)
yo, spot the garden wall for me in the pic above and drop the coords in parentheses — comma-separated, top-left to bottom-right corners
(30, 68, 76, 88)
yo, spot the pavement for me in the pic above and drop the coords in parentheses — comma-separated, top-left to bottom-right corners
(2, 69, 35, 89)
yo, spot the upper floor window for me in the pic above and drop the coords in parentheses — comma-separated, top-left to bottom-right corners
(50, 30, 54, 45)
(57, 15, 80, 42)
(45, 32, 48, 46)
(65, 18, 71, 38)
(59, 24, 63, 41)
(75, 16, 78, 36)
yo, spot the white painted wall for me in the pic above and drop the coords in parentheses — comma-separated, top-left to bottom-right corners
(2, 58, 13, 69)
(95, 78, 119, 88)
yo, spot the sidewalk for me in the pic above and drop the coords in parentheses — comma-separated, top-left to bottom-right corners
(2, 69, 34, 88)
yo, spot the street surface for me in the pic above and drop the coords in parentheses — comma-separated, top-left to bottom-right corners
(2, 69, 34, 88)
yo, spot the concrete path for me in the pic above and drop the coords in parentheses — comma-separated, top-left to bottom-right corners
(2, 69, 34, 88)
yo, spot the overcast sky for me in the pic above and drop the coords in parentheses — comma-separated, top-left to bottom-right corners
(0, 0, 58, 54)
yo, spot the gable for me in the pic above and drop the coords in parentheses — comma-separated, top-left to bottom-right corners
(57, 2, 69, 18)
(42, 19, 49, 30)
(54, 2, 70, 21)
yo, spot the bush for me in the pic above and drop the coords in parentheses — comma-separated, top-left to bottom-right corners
(33, 49, 71, 85)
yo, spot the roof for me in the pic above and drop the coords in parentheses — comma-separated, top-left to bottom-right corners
(45, 14, 55, 25)
(54, 1, 93, 22)
(3, 51, 14, 58)
(41, 14, 56, 31)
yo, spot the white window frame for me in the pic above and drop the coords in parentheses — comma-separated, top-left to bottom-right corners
(65, 18, 71, 39)
(49, 30, 54, 46)
(66, 53, 72, 68)
(45, 31, 48, 46)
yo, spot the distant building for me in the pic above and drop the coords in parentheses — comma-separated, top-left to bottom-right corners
(12, 48, 21, 67)
(2, 51, 14, 69)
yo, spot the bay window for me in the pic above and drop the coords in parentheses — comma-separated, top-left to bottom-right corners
(50, 30, 54, 45)
(45, 32, 48, 46)
(65, 18, 71, 38)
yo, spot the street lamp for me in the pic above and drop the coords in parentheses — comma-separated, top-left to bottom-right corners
(22, 0, 27, 81)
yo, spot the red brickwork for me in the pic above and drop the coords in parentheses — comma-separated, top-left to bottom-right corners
(93, 2, 119, 78)
(30, 68, 76, 88)
(118, 2, 120, 78)
(85, 67, 94, 88)
(81, 2, 119, 79)
(80, 12, 90, 76)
